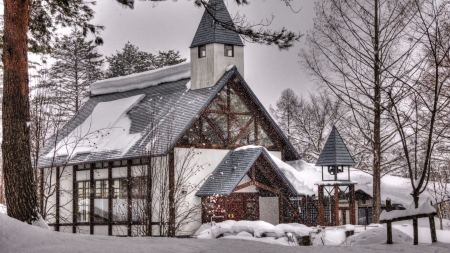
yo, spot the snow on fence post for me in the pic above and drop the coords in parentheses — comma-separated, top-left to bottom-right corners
(380, 197, 437, 245)
(429, 200, 437, 243)
(386, 198, 393, 244)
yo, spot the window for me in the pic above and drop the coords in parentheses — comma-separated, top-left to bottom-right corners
(112, 179, 128, 221)
(77, 181, 90, 222)
(94, 180, 109, 222)
(224, 44, 234, 57)
(198, 45, 206, 58)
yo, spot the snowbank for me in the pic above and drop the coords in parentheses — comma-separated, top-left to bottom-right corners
(0, 204, 6, 214)
(0, 214, 448, 252)
(194, 220, 314, 240)
(323, 229, 346, 246)
(91, 62, 190, 96)
(195, 220, 236, 239)
(231, 220, 284, 238)
(274, 223, 312, 237)
(344, 227, 412, 246)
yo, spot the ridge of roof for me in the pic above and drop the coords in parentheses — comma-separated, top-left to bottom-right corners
(90, 62, 190, 96)
(190, 0, 244, 48)
(315, 125, 355, 166)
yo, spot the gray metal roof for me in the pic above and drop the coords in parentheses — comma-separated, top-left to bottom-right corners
(38, 72, 232, 168)
(315, 125, 356, 166)
(190, 0, 244, 48)
(196, 147, 298, 196)
(38, 67, 300, 168)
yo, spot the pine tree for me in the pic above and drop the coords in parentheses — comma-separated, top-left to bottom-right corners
(105, 42, 186, 78)
(50, 31, 104, 116)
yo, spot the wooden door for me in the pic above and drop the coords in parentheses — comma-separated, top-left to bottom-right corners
(339, 207, 350, 225)
(226, 194, 259, 221)
(226, 195, 244, 220)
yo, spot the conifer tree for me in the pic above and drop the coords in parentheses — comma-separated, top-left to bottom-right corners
(50, 31, 104, 116)
(105, 42, 186, 78)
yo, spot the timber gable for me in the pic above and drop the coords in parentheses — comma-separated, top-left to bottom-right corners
(175, 69, 300, 161)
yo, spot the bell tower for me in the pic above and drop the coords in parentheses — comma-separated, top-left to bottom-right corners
(315, 126, 357, 226)
(190, 0, 244, 90)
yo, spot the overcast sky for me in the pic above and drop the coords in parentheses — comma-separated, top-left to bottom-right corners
(91, 0, 318, 110)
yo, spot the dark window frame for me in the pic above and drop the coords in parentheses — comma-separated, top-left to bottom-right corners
(224, 44, 234, 57)
(198, 45, 206, 58)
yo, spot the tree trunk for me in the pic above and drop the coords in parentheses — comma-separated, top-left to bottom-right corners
(413, 193, 419, 245)
(2, 0, 38, 223)
(371, 0, 382, 224)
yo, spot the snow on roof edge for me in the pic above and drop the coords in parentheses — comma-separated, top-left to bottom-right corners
(91, 62, 191, 96)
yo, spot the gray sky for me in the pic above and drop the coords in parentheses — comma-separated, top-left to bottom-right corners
(91, 0, 318, 110)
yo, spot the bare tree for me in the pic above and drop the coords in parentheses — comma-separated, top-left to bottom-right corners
(271, 90, 343, 163)
(383, 0, 450, 244)
(296, 92, 343, 163)
(300, 0, 415, 223)
(269, 89, 300, 147)
(428, 163, 450, 230)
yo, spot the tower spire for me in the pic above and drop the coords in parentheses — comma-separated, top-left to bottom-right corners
(190, 0, 244, 48)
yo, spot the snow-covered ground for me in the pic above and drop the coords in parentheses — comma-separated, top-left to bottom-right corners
(1, 214, 449, 253)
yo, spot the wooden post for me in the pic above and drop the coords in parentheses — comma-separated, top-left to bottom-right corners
(413, 217, 418, 245)
(168, 151, 175, 237)
(40, 168, 44, 216)
(278, 195, 284, 223)
(317, 185, 324, 226)
(108, 162, 113, 236)
(349, 185, 355, 225)
(90, 164, 95, 235)
(127, 160, 132, 236)
(386, 198, 392, 244)
(72, 165, 77, 234)
(429, 214, 437, 243)
(334, 185, 339, 226)
(146, 158, 152, 236)
(55, 166, 60, 231)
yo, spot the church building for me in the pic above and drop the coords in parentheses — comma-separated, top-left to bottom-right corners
(38, 0, 370, 237)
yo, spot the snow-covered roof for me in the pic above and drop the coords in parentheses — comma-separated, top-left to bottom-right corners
(39, 65, 300, 168)
(38, 64, 230, 168)
(284, 160, 433, 207)
(196, 146, 297, 196)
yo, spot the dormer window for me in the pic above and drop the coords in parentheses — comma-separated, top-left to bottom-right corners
(224, 44, 234, 57)
(198, 45, 206, 58)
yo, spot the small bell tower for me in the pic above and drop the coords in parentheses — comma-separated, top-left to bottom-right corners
(190, 0, 244, 90)
(315, 126, 357, 226)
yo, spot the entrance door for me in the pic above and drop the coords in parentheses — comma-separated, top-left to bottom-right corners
(358, 207, 372, 225)
(226, 194, 259, 221)
(227, 195, 244, 220)
(338, 207, 350, 225)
